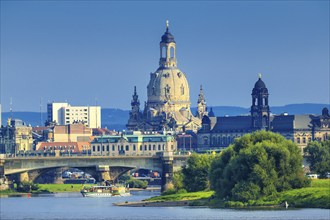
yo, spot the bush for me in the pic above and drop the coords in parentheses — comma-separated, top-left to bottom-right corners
(127, 179, 148, 189)
(177, 189, 187, 194)
(161, 188, 176, 195)
(17, 181, 39, 192)
(210, 131, 310, 201)
(182, 153, 215, 192)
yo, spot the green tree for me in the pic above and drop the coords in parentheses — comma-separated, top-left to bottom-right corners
(182, 153, 215, 192)
(17, 181, 39, 193)
(210, 131, 310, 201)
(173, 170, 184, 191)
(304, 140, 330, 178)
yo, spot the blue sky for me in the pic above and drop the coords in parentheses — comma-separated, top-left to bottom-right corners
(1, 1, 329, 111)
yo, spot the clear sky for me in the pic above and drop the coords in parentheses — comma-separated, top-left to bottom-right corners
(0, 0, 329, 112)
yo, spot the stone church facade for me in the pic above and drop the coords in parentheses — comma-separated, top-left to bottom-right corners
(197, 76, 330, 153)
(126, 22, 207, 133)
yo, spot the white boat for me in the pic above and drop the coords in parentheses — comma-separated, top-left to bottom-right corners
(81, 185, 130, 197)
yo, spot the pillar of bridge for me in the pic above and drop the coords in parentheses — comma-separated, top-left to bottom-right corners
(0, 157, 5, 178)
(19, 172, 29, 183)
(96, 165, 111, 182)
(161, 151, 174, 192)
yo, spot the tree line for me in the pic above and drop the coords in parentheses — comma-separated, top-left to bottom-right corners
(169, 131, 329, 202)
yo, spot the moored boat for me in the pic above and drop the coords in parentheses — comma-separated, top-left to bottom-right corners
(81, 185, 130, 197)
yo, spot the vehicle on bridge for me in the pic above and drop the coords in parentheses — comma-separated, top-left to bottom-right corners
(81, 185, 130, 197)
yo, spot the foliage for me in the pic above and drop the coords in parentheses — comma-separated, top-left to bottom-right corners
(146, 190, 214, 202)
(127, 179, 148, 189)
(304, 140, 330, 178)
(279, 184, 330, 208)
(17, 181, 39, 193)
(310, 179, 330, 188)
(118, 174, 148, 189)
(173, 170, 184, 191)
(161, 188, 177, 195)
(38, 184, 94, 192)
(210, 131, 310, 202)
(118, 174, 131, 182)
(182, 153, 215, 192)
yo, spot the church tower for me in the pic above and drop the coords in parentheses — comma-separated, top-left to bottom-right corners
(140, 21, 201, 132)
(126, 86, 142, 130)
(159, 20, 177, 68)
(250, 74, 270, 130)
(196, 85, 208, 119)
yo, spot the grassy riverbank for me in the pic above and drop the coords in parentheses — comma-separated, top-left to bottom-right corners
(143, 179, 330, 208)
(0, 184, 93, 196)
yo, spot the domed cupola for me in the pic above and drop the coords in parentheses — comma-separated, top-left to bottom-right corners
(159, 20, 177, 68)
(161, 26, 175, 43)
(250, 74, 270, 130)
(253, 75, 268, 93)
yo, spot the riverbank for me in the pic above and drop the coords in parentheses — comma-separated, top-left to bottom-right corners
(0, 183, 160, 197)
(117, 179, 330, 209)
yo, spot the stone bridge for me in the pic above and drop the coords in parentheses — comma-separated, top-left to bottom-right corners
(0, 153, 188, 191)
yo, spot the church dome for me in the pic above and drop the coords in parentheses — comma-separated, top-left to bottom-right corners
(147, 67, 190, 104)
(254, 78, 266, 89)
(252, 75, 268, 94)
(161, 29, 175, 43)
(161, 32, 175, 43)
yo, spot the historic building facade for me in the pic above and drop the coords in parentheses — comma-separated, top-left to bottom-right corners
(197, 76, 330, 153)
(0, 119, 33, 154)
(91, 131, 177, 156)
(126, 22, 206, 133)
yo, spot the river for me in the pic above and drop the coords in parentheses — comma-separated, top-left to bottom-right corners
(0, 190, 329, 220)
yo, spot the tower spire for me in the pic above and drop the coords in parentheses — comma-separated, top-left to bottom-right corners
(166, 20, 169, 31)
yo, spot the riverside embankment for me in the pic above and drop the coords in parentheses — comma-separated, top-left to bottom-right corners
(117, 179, 330, 209)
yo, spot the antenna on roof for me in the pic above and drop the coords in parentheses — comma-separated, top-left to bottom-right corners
(9, 97, 13, 118)
(40, 97, 43, 126)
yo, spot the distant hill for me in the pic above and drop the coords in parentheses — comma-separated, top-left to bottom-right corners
(200, 103, 330, 117)
(1, 103, 328, 130)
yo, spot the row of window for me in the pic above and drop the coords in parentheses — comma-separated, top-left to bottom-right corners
(43, 145, 76, 150)
(92, 144, 167, 152)
(65, 109, 88, 112)
(296, 134, 328, 144)
(203, 136, 238, 146)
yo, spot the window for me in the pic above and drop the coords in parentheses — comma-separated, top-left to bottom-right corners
(140, 145, 142, 151)
(161, 46, 166, 58)
(158, 145, 161, 150)
(112, 145, 115, 151)
(107, 145, 109, 151)
(153, 145, 156, 150)
(296, 138, 300, 144)
(97, 146, 100, 151)
(303, 137, 306, 144)
(149, 145, 151, 151)
(144, 145, 147, 151)
(203, 136, 208, 145)
(170, 46, 175, 58)
(133, 145, 136, 151)
(102, 146, 105, 151)
(126, 145, 129, 151)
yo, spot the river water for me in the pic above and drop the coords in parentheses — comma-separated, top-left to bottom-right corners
(0, 190, 329, 220)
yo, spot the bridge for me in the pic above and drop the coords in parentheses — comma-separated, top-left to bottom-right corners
(0, 153, 188, 191)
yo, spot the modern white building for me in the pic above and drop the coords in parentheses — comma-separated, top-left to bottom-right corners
(47, 102, 101, 128)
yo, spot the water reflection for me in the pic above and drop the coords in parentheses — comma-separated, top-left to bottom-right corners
(0, 191, 329, 220)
